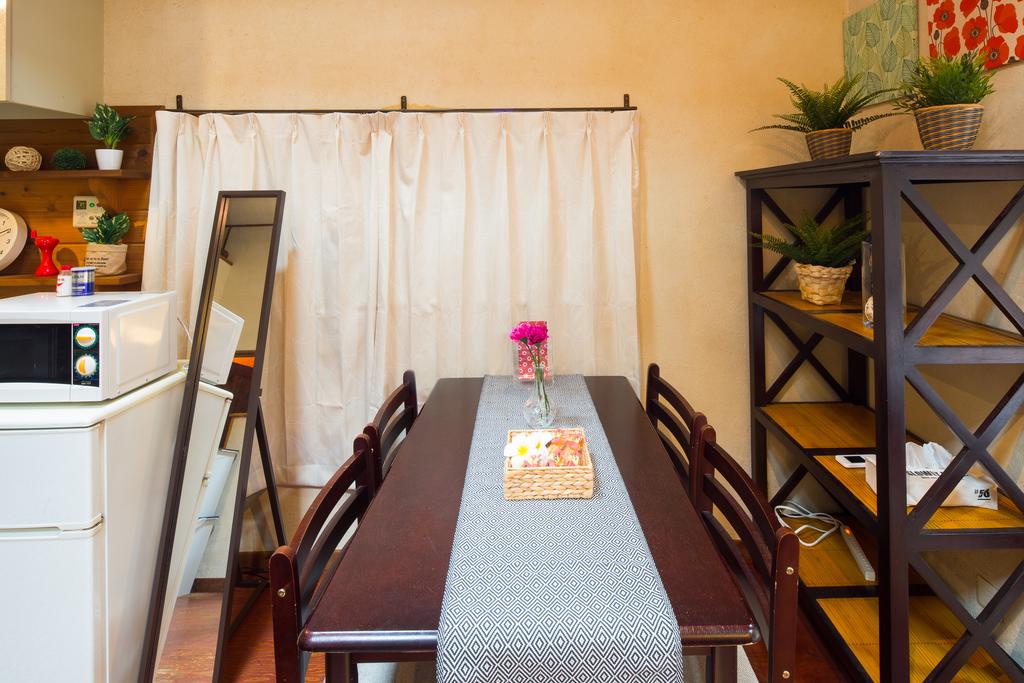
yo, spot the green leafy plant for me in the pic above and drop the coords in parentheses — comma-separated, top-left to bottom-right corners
(85, 104, 136, 149)
(83, 212, 131, 244)
(50, 147, 87, 170)
(751, 214, 868, 268)
(753, 75, 899, 133)
(894, 52, 994, 111)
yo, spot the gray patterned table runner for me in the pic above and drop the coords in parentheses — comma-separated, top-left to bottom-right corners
(436, 375, 683, 683)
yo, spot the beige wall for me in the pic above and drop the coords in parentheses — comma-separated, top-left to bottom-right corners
(105, 0, 1024, 667)
(104, 0, 847, 468)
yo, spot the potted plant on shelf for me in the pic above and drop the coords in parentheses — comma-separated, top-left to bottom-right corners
(895, 52, 994, 151)
(753, 75, 898, 160)
(86, 104, 136, 170)
(751, 214, 868, 305)
(82, 211, 131, 275)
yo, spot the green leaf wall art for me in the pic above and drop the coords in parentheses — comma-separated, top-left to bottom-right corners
(844, 0, 919, 102)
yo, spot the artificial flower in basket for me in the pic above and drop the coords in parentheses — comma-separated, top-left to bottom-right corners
(82, 211, 131, 275)
(751, 214, 868, 305)
(509, 321, 555, 427)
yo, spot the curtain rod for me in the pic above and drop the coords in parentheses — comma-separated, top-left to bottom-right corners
(173, 94, 636, 115)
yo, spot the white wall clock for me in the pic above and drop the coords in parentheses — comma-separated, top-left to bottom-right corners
(0, 209, 28, 272)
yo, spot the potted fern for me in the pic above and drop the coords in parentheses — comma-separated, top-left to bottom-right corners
(86, 104, 136, 170)
(751, 214, 869, 305)
(895, 52, 994, 151)
(753, 75, 898, 160)
(83, 212, 131, 275)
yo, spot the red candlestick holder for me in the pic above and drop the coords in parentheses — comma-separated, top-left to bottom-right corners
(31, 230, 60, 277)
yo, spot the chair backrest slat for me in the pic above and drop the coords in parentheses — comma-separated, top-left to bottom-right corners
(702, 440, 779, 564)
(703, 475, 773, 581)
(692, 423, 800, 683)
(645, 363, 706, 490)
(702, 512, 771, 637)
(270, 434, 375, 683)
(365, 370, 418, 483)
(298, 484, 371, 616)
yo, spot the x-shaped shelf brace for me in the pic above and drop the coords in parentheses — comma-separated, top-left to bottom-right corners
(901, 181, 1024, 345)
(910, 554, 1024, 682)
(895, 182, 1024, 683)
(758, 188, 853, 510)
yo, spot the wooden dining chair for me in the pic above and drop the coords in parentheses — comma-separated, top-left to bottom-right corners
(270, 434, 376, 683)
(690, 423, 800, 683)
(645, 363, 707, 490)
(364, 370, 418, 487)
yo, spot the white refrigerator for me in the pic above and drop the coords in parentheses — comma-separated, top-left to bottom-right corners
(0, 369, 232, 683)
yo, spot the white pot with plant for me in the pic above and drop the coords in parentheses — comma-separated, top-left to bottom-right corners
(894, 52, 994, 151)
(83, 212, 130, 275)
(86, 104, 136, 170)
(752, 75, 898, 161)
(751, 214, 869, 305)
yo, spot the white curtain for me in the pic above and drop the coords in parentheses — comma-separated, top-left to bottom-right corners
(145, 110, 640, 486)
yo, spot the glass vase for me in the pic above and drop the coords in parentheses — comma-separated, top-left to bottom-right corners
(523, 363, 555, 428)
(861, 241, 906, 329)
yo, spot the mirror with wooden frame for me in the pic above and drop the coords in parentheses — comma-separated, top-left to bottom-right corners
(139, 190, 286, 682)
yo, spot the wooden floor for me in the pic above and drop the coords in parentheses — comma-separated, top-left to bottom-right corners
(159, 587, 845, 682)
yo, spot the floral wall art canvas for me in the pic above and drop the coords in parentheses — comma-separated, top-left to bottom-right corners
(927, 0, 1024, 68)
(844, 0, 919, 101)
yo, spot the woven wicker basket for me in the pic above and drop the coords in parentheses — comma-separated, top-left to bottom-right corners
(4, 146, 42, 171)
(914, 104, 984, 151)
(504, 428, 594, 500)
(805, 128, 853, 161)
(794, 262, 853, 305)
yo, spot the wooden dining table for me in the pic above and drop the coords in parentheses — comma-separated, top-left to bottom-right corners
(301, 376, 757, 682)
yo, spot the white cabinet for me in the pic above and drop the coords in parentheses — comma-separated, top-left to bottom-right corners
(0, 370, 232, 683)
(0, 0, 103, 118)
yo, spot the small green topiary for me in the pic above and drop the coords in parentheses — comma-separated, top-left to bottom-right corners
(51, 147, 87, 170)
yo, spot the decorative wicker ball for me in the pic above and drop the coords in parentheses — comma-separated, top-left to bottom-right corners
(4, 146, 42, 172)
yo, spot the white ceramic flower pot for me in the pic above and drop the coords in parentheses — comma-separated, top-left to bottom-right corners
(95, 149, 124, 170)
(84, 243, 128, 275)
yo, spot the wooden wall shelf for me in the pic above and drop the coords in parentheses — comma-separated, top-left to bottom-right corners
(740, 153, 1024, 682)
(0, 272, 141, 288)
(0, 106, 159, 298)
(0, 169, 150, 181)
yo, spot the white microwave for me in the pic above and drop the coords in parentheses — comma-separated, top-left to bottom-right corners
(0, 291, 177, 402)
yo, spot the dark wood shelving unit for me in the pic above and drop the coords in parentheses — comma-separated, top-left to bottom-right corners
(738, 151, 1024, 683)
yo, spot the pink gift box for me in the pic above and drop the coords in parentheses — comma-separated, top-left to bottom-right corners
(515, 320, 549, 381)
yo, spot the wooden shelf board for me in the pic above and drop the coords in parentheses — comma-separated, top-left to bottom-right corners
(816, 455, 1024, 531)
(799, 528, 876, 588)
(0, 272, 141, 287)
(762, 402, 1024, 531)
(761, 402, 877, 450)
(817, 596, 1010, 683)
(760, 290, 1024, 348)
(0, 169, 150, 181)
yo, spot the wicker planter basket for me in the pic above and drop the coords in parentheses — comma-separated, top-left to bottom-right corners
(914, 104, 984, 151)
(504, 428, 594, 500)
(794, 262, 853, 305)
(805, 128, 853, 161)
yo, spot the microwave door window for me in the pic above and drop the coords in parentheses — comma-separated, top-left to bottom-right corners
(0, 324, 72, 384)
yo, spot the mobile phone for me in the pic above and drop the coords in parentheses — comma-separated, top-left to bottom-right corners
(836, 454, 867, 468)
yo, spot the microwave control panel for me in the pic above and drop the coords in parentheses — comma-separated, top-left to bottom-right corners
(72, 323, 100, 386)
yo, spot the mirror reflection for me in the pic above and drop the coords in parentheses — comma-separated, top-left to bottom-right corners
(148, 192, 285, 681)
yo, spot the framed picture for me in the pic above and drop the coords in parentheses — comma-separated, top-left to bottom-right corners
(926, 0, 1024, 68)
(844, 0, 919, 101)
